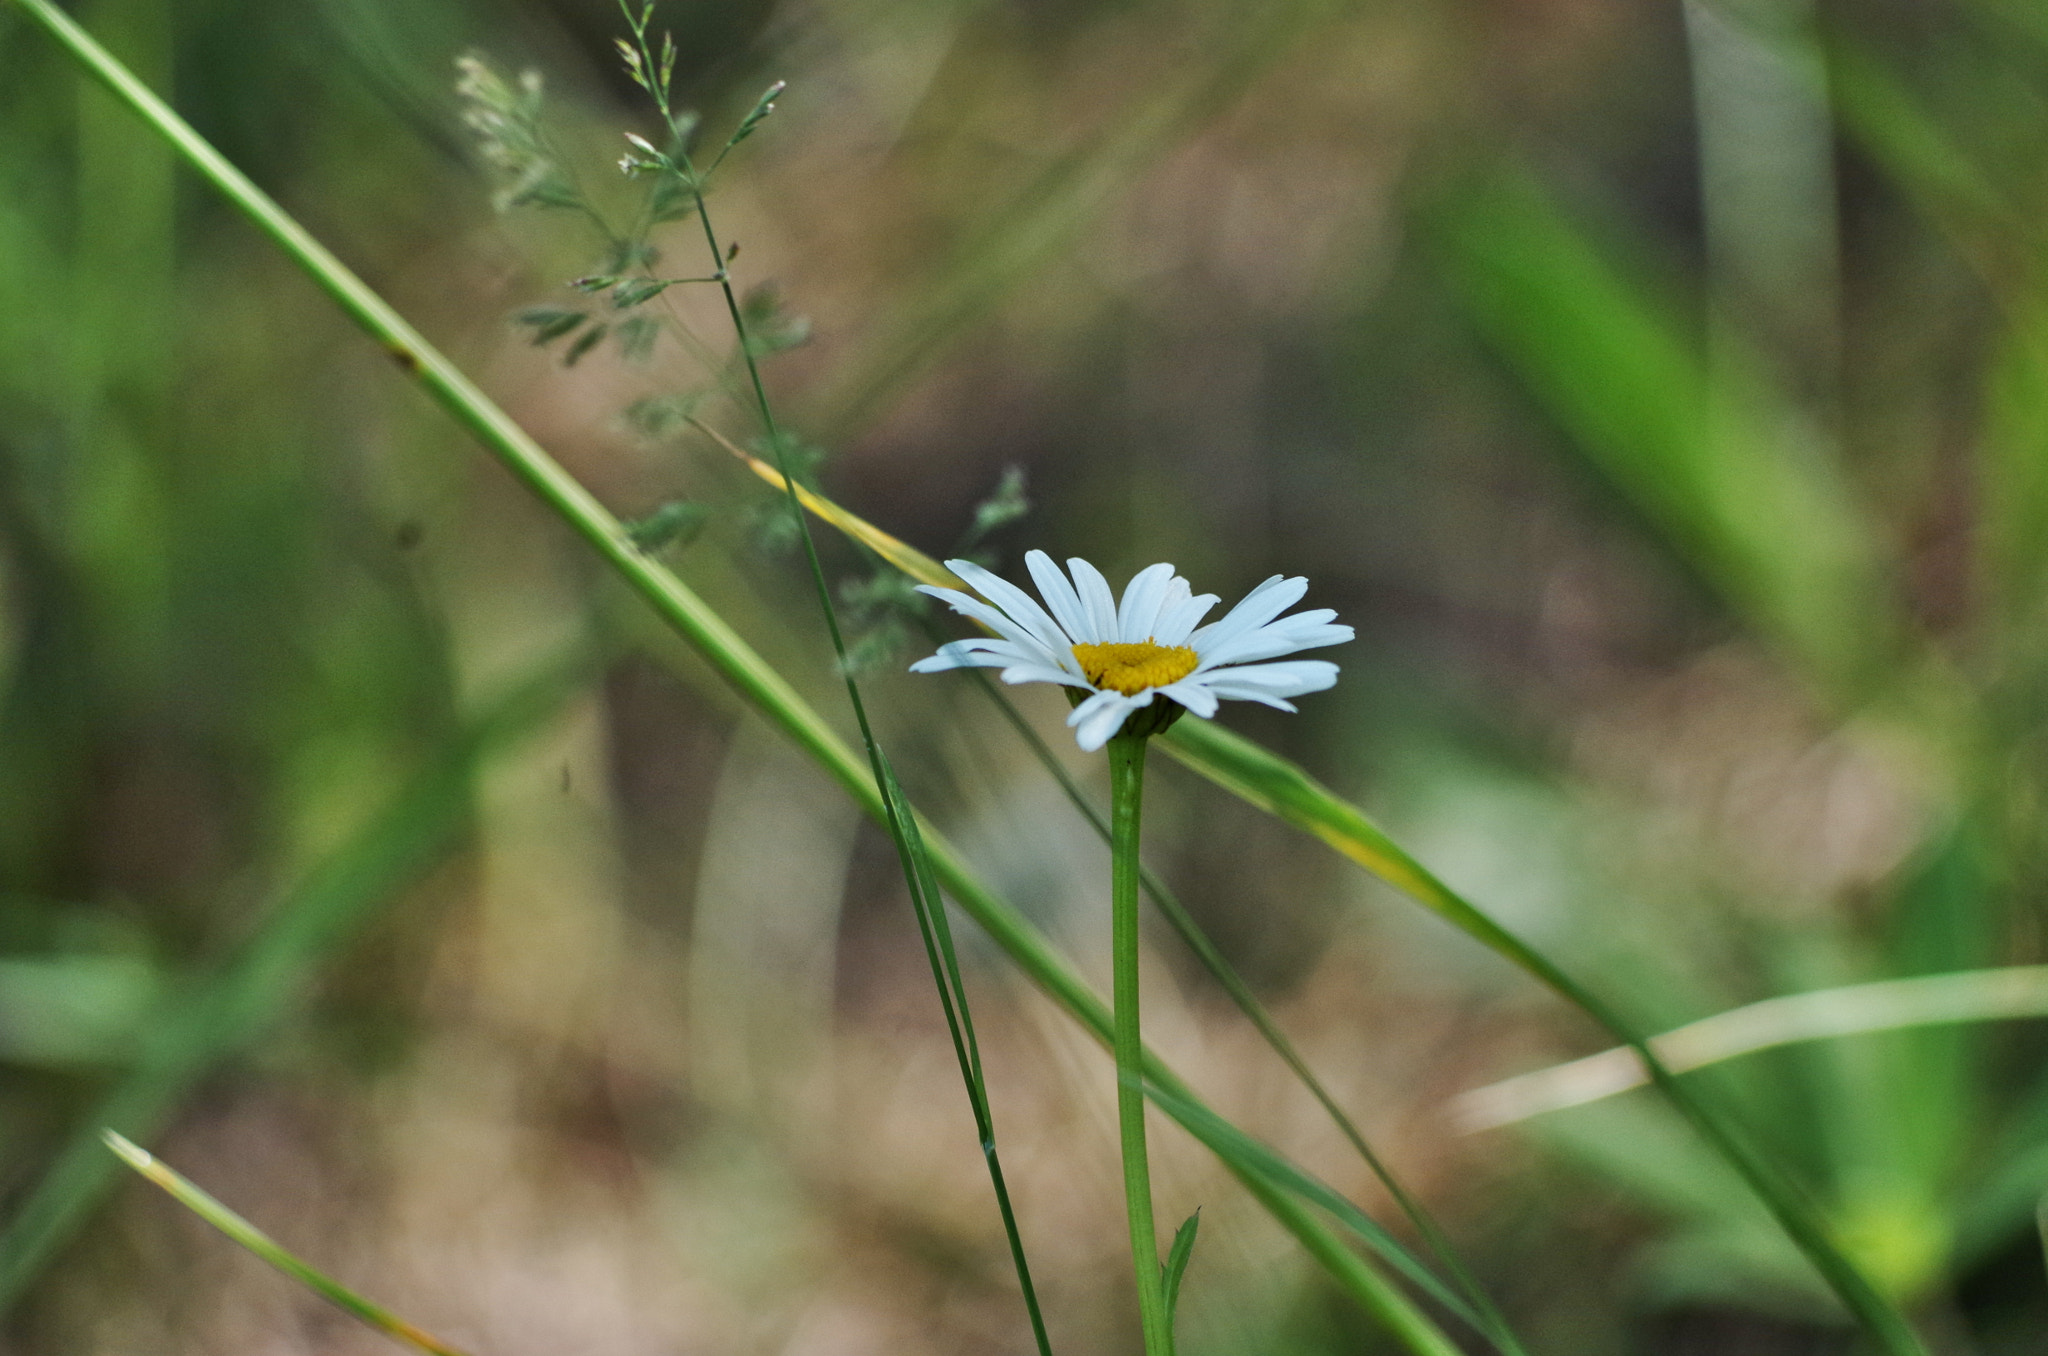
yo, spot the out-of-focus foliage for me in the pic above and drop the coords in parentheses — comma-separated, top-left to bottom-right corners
(8, 0, 2048, 1351)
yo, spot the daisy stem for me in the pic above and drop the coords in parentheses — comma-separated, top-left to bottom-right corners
(1108, 732, 1174, 1356)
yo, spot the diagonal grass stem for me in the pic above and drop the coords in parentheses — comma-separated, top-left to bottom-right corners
(103, 1131, 469, 1356)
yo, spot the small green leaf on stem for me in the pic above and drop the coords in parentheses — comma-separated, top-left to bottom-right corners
(1164, 1209, 1201, 1320)
(727, 80, 784, 150)
(515, 306, 586, 345)
(625, 390, 706, 438)
(617, 314, 661, 361)
(562, 322, 609, 365)
(961, 465, 1031, 551)
(624, 499, 710, 552)
(610, 277, 673, 308)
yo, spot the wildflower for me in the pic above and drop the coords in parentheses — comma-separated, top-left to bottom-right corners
(911, 551, 1352, 751)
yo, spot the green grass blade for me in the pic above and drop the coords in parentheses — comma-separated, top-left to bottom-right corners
(874, 749, 1055, 1356)
(0, 650, 587, 1309)
(4, 10, 1485, 1345)
(645, 38, 1060, 1346)
(102, 1131, 469, 1355)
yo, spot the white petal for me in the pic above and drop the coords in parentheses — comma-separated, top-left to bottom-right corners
(1000, 663, 1093, 688)
(1069, 688, 1149, 751)
(1066, 558, 1121, 643)
(1115, 563, 1178, 642)
(1152, 590, 1220, 646)
(908, 638, 1038, 672)
(1196, 659, 1340, 697)
(943, 558, 1072, 654)
(916, 586, 1067, 666)
(1197, 614, 1354, 669)
(1026, 550, 1095, 644)
(1200, 688, 1298, 712)
(1155, 680, 1219, 719)
(1189, 575, 1309, 655)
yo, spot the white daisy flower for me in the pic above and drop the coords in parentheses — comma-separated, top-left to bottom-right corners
(910, 550, 1353, 751)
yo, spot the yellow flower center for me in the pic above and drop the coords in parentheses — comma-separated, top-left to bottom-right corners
(1071, 640, 1199, 696)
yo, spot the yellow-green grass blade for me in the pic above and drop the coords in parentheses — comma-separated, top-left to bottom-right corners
(0, 649, 588, 1307)
(692, 415, 965, 590)
(103, 1131, 469, 1356)
(1456, 966, 2048, 1130)
(9, 10, 1464, 1347)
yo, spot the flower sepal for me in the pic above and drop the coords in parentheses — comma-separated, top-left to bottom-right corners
(1065, 685, 1186, 741)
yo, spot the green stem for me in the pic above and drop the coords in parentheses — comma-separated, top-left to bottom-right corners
(1109, 734, 1173, 1356)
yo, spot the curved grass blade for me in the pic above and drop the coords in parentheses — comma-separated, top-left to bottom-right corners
(4, 12, 1466, 1348)
(1457, 965, 2048, 1130)
(103, 1131, 469, 1355)
(0, 649, 587, 1309)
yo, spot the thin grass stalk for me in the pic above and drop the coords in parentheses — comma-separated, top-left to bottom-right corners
(1108, 734, 1174, 1356)
(877, 752, 1054, 1356)
(6, 17, 1463, 1347)
(103, 1132, 469, 1356)
(634, 34, 1054, 1349)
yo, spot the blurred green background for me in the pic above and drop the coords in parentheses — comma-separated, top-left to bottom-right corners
(5, 0, 2048, 1350)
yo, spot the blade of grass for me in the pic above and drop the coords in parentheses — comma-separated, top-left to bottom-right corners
(102, 1130, 469, 1356)
(0, 646, 589, 1308)
(875, 747, 1053, 1356)
(703, 416, 1923, 1349)
(1455, 965, 2048, 1130)
(7, 10, 1469, 1348)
